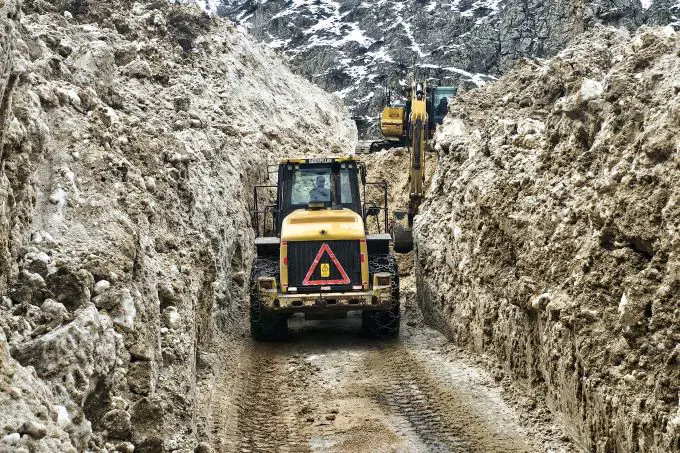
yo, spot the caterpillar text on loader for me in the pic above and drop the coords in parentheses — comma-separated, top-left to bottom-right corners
(249, 157, 399, 340)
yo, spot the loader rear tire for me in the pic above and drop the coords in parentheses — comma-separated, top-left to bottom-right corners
(250, 257, 287, 341)
(362, 254, 400, 339)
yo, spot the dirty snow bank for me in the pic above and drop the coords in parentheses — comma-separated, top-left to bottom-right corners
(416, 26, 680, 452)
(0, 0, 355, 451)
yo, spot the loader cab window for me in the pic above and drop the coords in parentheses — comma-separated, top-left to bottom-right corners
(289, 167, 356, 206)
(280, 162, 361, 224)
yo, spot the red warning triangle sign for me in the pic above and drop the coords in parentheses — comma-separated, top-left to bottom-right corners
(302, 243, 351, 286)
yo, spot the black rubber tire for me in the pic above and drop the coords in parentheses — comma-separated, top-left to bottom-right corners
(362, 254, 400, 339)
(249, 257, 287, 341)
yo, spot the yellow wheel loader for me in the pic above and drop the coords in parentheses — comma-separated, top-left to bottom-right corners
(250, 157, 399, 340)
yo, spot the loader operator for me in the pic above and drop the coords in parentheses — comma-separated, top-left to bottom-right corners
(309, 175, 330, 202)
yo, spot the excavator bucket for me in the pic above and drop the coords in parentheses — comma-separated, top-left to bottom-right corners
(392, 210, 414, 253)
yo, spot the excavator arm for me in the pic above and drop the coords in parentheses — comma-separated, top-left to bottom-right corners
(393, 81, 428, 253)
(408, 81, 428, 215)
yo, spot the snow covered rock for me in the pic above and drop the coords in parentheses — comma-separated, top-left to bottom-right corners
(93, 279, 111, 295)
(579, 79, 604, 102)
(163, 306, 182, 330)
(19, 420, 47, 439)
(216, 0, 678, 136)
(10, 305, 117, 402)
(123, 59, 152, 79)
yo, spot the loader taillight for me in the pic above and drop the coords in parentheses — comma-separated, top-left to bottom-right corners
(373, 273, 391, 287)
(258, 277, 276, 290)
(360, 253, 365, 263)
(283, 256, 288, 266)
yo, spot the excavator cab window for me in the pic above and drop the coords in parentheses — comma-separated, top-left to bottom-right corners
(432, 87, 456, 125)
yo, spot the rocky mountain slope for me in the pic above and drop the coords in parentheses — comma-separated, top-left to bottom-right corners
(0, 1, 354, 451)
(214, 0, 679, 136)
(416, 25, 680, 453)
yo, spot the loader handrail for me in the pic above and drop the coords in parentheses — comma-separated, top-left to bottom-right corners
(362, 180, 388, 234)
(252, 184, 278, 237)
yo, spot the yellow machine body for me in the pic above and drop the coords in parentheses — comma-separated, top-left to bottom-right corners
(380, 106, 406, 140)
(250, 156, 398, 340)
(279, 208, 369, 293)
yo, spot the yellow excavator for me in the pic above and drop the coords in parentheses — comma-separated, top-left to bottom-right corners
(355, 82, 455, 154)
(355, 80, 454, 252)
(390, 81, 454, 253)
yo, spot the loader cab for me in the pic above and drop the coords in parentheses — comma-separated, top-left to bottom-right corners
(251, 157, 389, 241)
(276, 159, 362, 232)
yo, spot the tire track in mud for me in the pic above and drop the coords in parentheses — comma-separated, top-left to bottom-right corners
(213, 343, 310, 453)
(364, 345, 531, 453)
(206, 316, 562, 452)
(235, 349, 286, 452)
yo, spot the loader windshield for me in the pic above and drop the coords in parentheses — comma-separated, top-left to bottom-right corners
(290, 167, 354, 205)
(278, 162, 362, 226)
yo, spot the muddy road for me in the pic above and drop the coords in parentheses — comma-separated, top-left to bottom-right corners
(198, 280, 574, 453)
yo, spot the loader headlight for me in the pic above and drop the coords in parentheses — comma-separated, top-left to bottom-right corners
(257, 277, 276, 290)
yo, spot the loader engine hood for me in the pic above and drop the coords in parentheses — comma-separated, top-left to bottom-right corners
(281, 208, 366, 241)
(279, 208, 369, 292)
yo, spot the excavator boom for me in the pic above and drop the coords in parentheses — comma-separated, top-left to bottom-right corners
(409, 81, 428, 214)
(393, 81, 429, 253)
